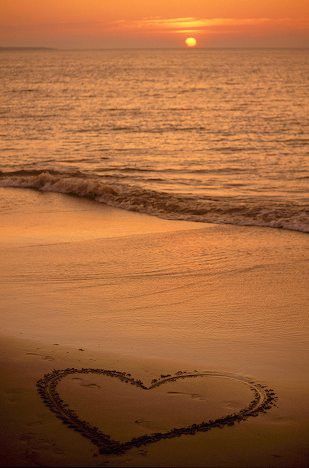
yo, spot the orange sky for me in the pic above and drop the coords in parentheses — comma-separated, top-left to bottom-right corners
(1, 0, 308, 48)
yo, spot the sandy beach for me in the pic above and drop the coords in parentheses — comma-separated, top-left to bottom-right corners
(0, 187, 308, 467)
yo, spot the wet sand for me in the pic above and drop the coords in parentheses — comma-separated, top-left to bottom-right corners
(0, 187, 308, 467)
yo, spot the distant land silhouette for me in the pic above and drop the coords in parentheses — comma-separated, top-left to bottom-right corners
(0, 47, 56, 51)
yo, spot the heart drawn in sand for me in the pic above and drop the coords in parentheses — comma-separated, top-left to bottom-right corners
(37, 369, 277, 455)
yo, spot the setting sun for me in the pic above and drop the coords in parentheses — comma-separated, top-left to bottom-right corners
(185, 37, 197, 47)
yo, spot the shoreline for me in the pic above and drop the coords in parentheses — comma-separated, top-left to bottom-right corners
(1, 171, 307, 233)
(0, 187, 308, 466)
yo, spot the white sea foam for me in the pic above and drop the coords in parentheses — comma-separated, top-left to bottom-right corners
(0, 170, 308, 233)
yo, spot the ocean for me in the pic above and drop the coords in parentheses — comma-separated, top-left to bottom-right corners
(0, 49, 308, 231)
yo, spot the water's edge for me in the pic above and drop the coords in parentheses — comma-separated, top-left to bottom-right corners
(1, 169, 307, 233)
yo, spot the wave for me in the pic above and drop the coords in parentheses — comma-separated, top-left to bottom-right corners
(0, 169, 308, 233)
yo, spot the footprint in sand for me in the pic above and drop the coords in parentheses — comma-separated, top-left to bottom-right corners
(25, 352, 54, 361)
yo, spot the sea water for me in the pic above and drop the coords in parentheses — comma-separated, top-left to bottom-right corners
(0, 49, 308, 231)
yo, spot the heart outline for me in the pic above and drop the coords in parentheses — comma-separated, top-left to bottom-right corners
(37, 369, 277, 455)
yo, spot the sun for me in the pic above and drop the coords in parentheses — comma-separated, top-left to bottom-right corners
(185, 37, 197, 48)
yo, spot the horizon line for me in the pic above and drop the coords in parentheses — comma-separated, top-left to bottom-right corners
(1, 46, 308, 51)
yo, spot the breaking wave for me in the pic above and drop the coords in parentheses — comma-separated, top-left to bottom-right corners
(0, 169, 308, 233)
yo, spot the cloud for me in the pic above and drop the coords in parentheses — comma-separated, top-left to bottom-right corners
(109, 16, 309, 34)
